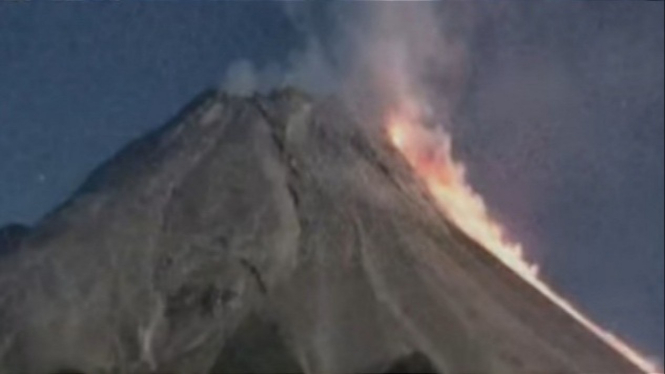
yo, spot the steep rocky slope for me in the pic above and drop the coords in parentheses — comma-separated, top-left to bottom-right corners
(0, 90, 642, 374)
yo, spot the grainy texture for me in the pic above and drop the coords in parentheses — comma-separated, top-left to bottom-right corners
(0, 224, 30, 256)
(0, 90, 643, 374)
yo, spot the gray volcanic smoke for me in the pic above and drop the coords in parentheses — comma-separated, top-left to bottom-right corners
(222, 2, 471, 121)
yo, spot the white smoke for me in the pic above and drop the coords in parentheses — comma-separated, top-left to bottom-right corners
(220, 2, 477, 126)
(223, 59, 259, 96)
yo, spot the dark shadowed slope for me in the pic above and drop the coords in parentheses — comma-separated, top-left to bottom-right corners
(0, 90, 644, 374)
(0, 224, 30, 256)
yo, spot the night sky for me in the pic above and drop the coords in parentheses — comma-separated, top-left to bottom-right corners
(1, 2, 663, 363)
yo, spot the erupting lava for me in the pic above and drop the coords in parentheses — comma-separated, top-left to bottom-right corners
(386, 103, 660, 374)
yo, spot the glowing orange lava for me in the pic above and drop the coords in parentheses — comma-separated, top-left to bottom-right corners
(386, 105, 660, 374)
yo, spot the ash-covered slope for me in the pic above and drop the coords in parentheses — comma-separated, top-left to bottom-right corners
(0, 90, 642, 374)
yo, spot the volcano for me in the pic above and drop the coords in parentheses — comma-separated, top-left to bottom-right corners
(0, 89, 647, 374)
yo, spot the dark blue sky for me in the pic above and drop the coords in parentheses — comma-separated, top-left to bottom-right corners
(1, 2, 663, 363)
(0, 2, 301, 226)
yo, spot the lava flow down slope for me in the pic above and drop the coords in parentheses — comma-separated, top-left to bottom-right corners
(0, 89, 656, 374)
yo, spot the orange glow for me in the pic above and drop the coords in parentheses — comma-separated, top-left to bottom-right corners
(386, 104, 660, 374)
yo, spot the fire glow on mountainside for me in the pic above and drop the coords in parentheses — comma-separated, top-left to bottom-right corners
(385, 102, 660, 374)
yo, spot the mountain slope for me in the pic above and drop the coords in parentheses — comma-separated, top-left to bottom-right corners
(0, 89, 642, 374)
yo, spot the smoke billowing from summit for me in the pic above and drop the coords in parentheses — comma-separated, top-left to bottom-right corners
(222, 2, 474, 127)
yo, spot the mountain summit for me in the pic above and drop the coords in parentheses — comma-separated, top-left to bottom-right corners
(0, 90, 643, 374)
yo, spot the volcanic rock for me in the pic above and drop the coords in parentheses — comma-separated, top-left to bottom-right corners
(0, 89, 642, 374)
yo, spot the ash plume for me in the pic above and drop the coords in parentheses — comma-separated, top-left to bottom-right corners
(221, 2, 475, 127)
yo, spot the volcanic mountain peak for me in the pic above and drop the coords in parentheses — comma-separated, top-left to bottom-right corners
(0, 90, 644, 374)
